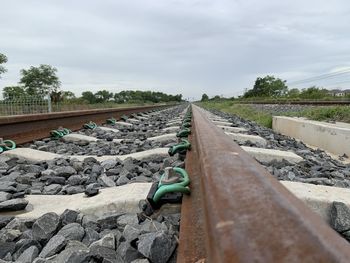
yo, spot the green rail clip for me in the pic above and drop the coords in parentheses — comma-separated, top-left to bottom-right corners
(50, 127, 71, 139)
(146, 167, 191, 210)
(83, 121, 97, 130)
(121, 115, 128, 121)
(168, 139, 191, 156)
(176, 128, 191, 138)
(106, 118, 116, 125)
(0, 139, 16, 153)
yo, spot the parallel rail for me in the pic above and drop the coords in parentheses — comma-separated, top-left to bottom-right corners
(0, 105, 169, 144)
(177, 104, 350, 263)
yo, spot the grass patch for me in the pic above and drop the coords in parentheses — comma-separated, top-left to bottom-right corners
(288, 106, 350, 123)
(199, 101, 273, 128)
(199, 101, 350, 126)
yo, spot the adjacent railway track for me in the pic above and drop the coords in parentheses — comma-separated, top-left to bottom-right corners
(238, 100, 350, 105)
(0, 104, 170, 144)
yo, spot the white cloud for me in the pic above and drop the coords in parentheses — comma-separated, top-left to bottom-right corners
(1, 0, 350, 99)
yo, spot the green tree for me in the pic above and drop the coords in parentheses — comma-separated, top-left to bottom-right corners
(201, 93, 209, 101)
(81, 91, 96, 104)
(244, 75, 288, 98)
(50, 90, 76, 103)
(95, 90, 113, 103)
(0, 53, 8, 78)
(19, 64, 61, 96)
(3, 86, 26, 100)
(299, 86, 328, 99)
(287, 88, 300, 98)
(62, 91, 76, 100)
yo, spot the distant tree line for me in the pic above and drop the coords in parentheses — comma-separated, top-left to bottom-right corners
(81, 90, 182, 104)
(200, 75, 344, 102)
(0, 52, 182, 104)
(241, 75, 333, 100)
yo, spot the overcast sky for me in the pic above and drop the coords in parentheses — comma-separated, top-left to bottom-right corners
(1, 0, 350, 99)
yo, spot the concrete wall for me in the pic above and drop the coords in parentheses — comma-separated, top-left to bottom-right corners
(272, 116, 350, 157)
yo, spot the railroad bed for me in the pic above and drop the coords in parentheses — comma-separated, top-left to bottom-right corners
(0, 104, 350, 262)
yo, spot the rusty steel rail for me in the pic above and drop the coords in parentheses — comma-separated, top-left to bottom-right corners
(0, 105, 170, 144)
(177, 104, 350, 263)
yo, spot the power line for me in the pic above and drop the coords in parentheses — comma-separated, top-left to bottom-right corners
(287, 68, 350, 85)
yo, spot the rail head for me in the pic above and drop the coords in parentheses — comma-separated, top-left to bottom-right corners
(177, 104, 350, 263)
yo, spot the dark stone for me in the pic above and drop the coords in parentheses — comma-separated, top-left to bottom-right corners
(43, 184, 62, 195)
(0, 181, 17, 193)
(0, 198, 28, 212)
(0, 192, 12, 202)
(41, 169, 57, 177)
(0, 241, 15, 259)
(99, 229, 122, 248)
(123, 158, 137, 172)
(56, 223, 85, 241)
(32, 212, 60, 242)
(97, 213, 125, 230)
(90, 233, 115, 249)
(16, 174, 36, 185)
(51, 240, 91, 263)
(116, 174, 130, 186)
(117, 214, 139, 229)
(330, 201, 350, 233)
(39, 234, 67, 258)
(85, 184, 99, 197)
(0, 216, 14, 229)
(82, 215, 100, 232)
(12, 191, 25, 198)
(117, 241, 142, 263)
(122, 225, 140, 242)
(24, 164, 44, 174)
(71, 161, 84, 172)
(46, 177, 66, 185)
(55, 166, 77, 178)
(65, 185, 84, 195)
(89, 245, 118, 263)
(21, 230, 34, 240)
(98, 174, 115, 187)
(100, 160, 117, 170)
(60, 209, 79, 226)
(137, 231, 176, 263)
(83, 157, 98, 164)
(13, 238, 41, 260)
(0, 228, 21, 242)
(16, 245, 39, 263)
(67, 175, 84, 186)
(82, 227, 100, 246)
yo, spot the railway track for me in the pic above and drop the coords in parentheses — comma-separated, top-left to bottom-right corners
(0, 104, 170, 144)
(0, 104, 350, 262)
